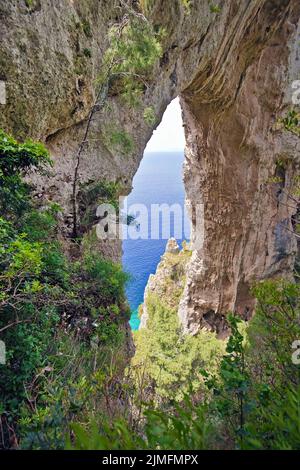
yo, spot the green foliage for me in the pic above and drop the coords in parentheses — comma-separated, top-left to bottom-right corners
(69, 397, 211, 450)
(109, 128, 135, 155)
(202, 315, 249, 448)
(139, 0, 191, 14)
(80, 180, 120, 207)
(203, 280, 300, 450)
(0, 130, 130, 449)
(17, 322, 129, 449)
(139, 0, 154, 14)
(2, 126, 299, 450)
(68, 418, 142, 450)
(139, 0, 192, 14)
(0, 129, 50, 177)
(132, 249, 224, 403)
(106, 20, 161, 75)
(21, 204, 60, 242)
(241, 280, 300, 449)
(81, 20, 92, 38)
(281, 109, 300, 136)
(181, 0, 192, 12)
(69, 277, 300, 451)
(0, 207, 64, 442)
(101, 12, 162, 106)
(83, 255, 129, 305)
(0, 129, 51, 219)
(248, 280, 300, 386)
(0, 224, 130, 448)
(143, 398, 211, 450)
(83, 48, 92, 58)
(143, 106, 156, 126)
(25, 0, 39, 11)
(133, 294, 225, 402)
(244, 385, 300, 450)
(210, 3, 222, 14)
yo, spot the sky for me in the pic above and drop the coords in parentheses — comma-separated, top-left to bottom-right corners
(145, 97, 186, 152)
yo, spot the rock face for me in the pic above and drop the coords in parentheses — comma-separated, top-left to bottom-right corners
(139, 240, 191, 329)
(165, 237, 180, 255)
(1, 1, 300, 331)
(179, 1, 300, 334)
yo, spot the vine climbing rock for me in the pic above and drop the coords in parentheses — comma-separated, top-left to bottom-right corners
(1, 0, 300, 333)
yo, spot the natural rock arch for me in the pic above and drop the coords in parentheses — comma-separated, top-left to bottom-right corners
(1, 0, 299, 332)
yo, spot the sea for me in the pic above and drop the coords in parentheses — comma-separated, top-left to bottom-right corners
(122, 151, 190, 330)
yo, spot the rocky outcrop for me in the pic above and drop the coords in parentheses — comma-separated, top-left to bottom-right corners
(165, 237, 180, 255)
(139, 239, 191, 329)
(1, 1, 300, 330)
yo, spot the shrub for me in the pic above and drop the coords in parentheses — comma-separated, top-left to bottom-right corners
(242, 280, 300, 449)
(101, 13, 163, 106)
(203, 280, 300, 450)
(83, 255, 129, 304)
(0, 129, 51, 219)
(68, 396, 211, 450)
(132, 294, 225, 402)
(0, 130, 130, 449)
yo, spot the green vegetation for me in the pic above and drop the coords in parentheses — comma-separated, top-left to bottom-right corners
(139, 0, 153, 14)
(133, 294, 224, 402)
(24, 0, 41, 14)
(81, 20, 92, 38)
(1, 128, 299, 450)
(0, 130, 130, 449)
(200, 281, 300, 449)
(0, 129, 51, 218)
(210, 4, 222, 14)
(83, 48, 92, 58)
(69, 397, 211, 450)
(106, 127, 135, 155)
(71, 280, 300, 450)
(67, 234, 300, 450)
(281, 109, 300, 136)
(143, 106, 156, 126)
(181, 0, 192, 12)
(100, 8, 163, 107)
(243, 281, 300, 449)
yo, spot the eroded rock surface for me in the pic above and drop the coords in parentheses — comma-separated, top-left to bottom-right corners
(179, 1, 300, 334)
(1, 0, 300, 330)
(139, 239, 192, 329)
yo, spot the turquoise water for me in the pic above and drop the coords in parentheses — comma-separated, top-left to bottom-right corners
(129, 309, 140, 330)
(122, 151, 190, 330)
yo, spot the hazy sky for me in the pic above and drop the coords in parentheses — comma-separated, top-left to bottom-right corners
(145, 97, 186, 152)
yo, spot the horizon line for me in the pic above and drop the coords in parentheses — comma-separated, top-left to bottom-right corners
(144, 148, 185, 153)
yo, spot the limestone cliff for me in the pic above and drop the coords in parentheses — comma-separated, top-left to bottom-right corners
(139, 238, 229, 337)
(139, 238, 191, 329)
(1, 0, 300, 332)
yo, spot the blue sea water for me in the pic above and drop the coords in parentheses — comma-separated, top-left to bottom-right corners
(122, 151, 190, 330)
